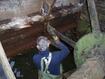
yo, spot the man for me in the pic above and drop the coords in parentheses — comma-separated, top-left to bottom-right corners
(33, 35, 70, 79)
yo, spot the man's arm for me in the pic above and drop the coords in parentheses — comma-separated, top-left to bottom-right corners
(51, 35, 70, 63)
(47, 24, 70, 63)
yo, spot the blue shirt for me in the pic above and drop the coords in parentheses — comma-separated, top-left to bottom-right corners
(33, 42, 69, 75)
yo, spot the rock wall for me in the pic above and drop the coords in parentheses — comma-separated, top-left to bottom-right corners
(96, 0, 105, 32)
(0, 0, 79, 21)
(0, 0, 41, 20)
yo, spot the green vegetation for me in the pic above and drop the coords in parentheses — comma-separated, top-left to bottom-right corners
(74, 33, 105, 67)
(78, 19, 91, 34)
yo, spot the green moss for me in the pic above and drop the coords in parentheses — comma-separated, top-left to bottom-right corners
(74, 33, 105, 67)
(78, 20, 91, 34)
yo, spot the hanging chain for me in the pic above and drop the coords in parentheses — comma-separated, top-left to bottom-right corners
(41, 0, 56, 34)
(41, 0, 49, 34)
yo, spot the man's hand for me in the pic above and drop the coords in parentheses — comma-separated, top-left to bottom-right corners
(47, 23, 60, 43)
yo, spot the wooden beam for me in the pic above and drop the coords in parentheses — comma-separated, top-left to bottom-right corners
(0, 42, 16, 79)
(55, 31, 76, 47)
(86, 0, 101, 33)
(47, 24, 76, 47)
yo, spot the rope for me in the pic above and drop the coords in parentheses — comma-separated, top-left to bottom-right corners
(41, 53, 52, 73)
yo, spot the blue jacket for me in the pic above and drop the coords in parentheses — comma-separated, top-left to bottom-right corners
(33, 42, 69, 75)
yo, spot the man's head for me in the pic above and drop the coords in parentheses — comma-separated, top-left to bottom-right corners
(36, 36, 51, 51)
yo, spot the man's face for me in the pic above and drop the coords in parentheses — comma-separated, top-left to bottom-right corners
(37, 39, 50, 51)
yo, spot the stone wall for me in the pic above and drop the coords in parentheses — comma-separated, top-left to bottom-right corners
(0, 0, 79, 21)
(0, 0, 41, 20)
(96, 0, 105, 32)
